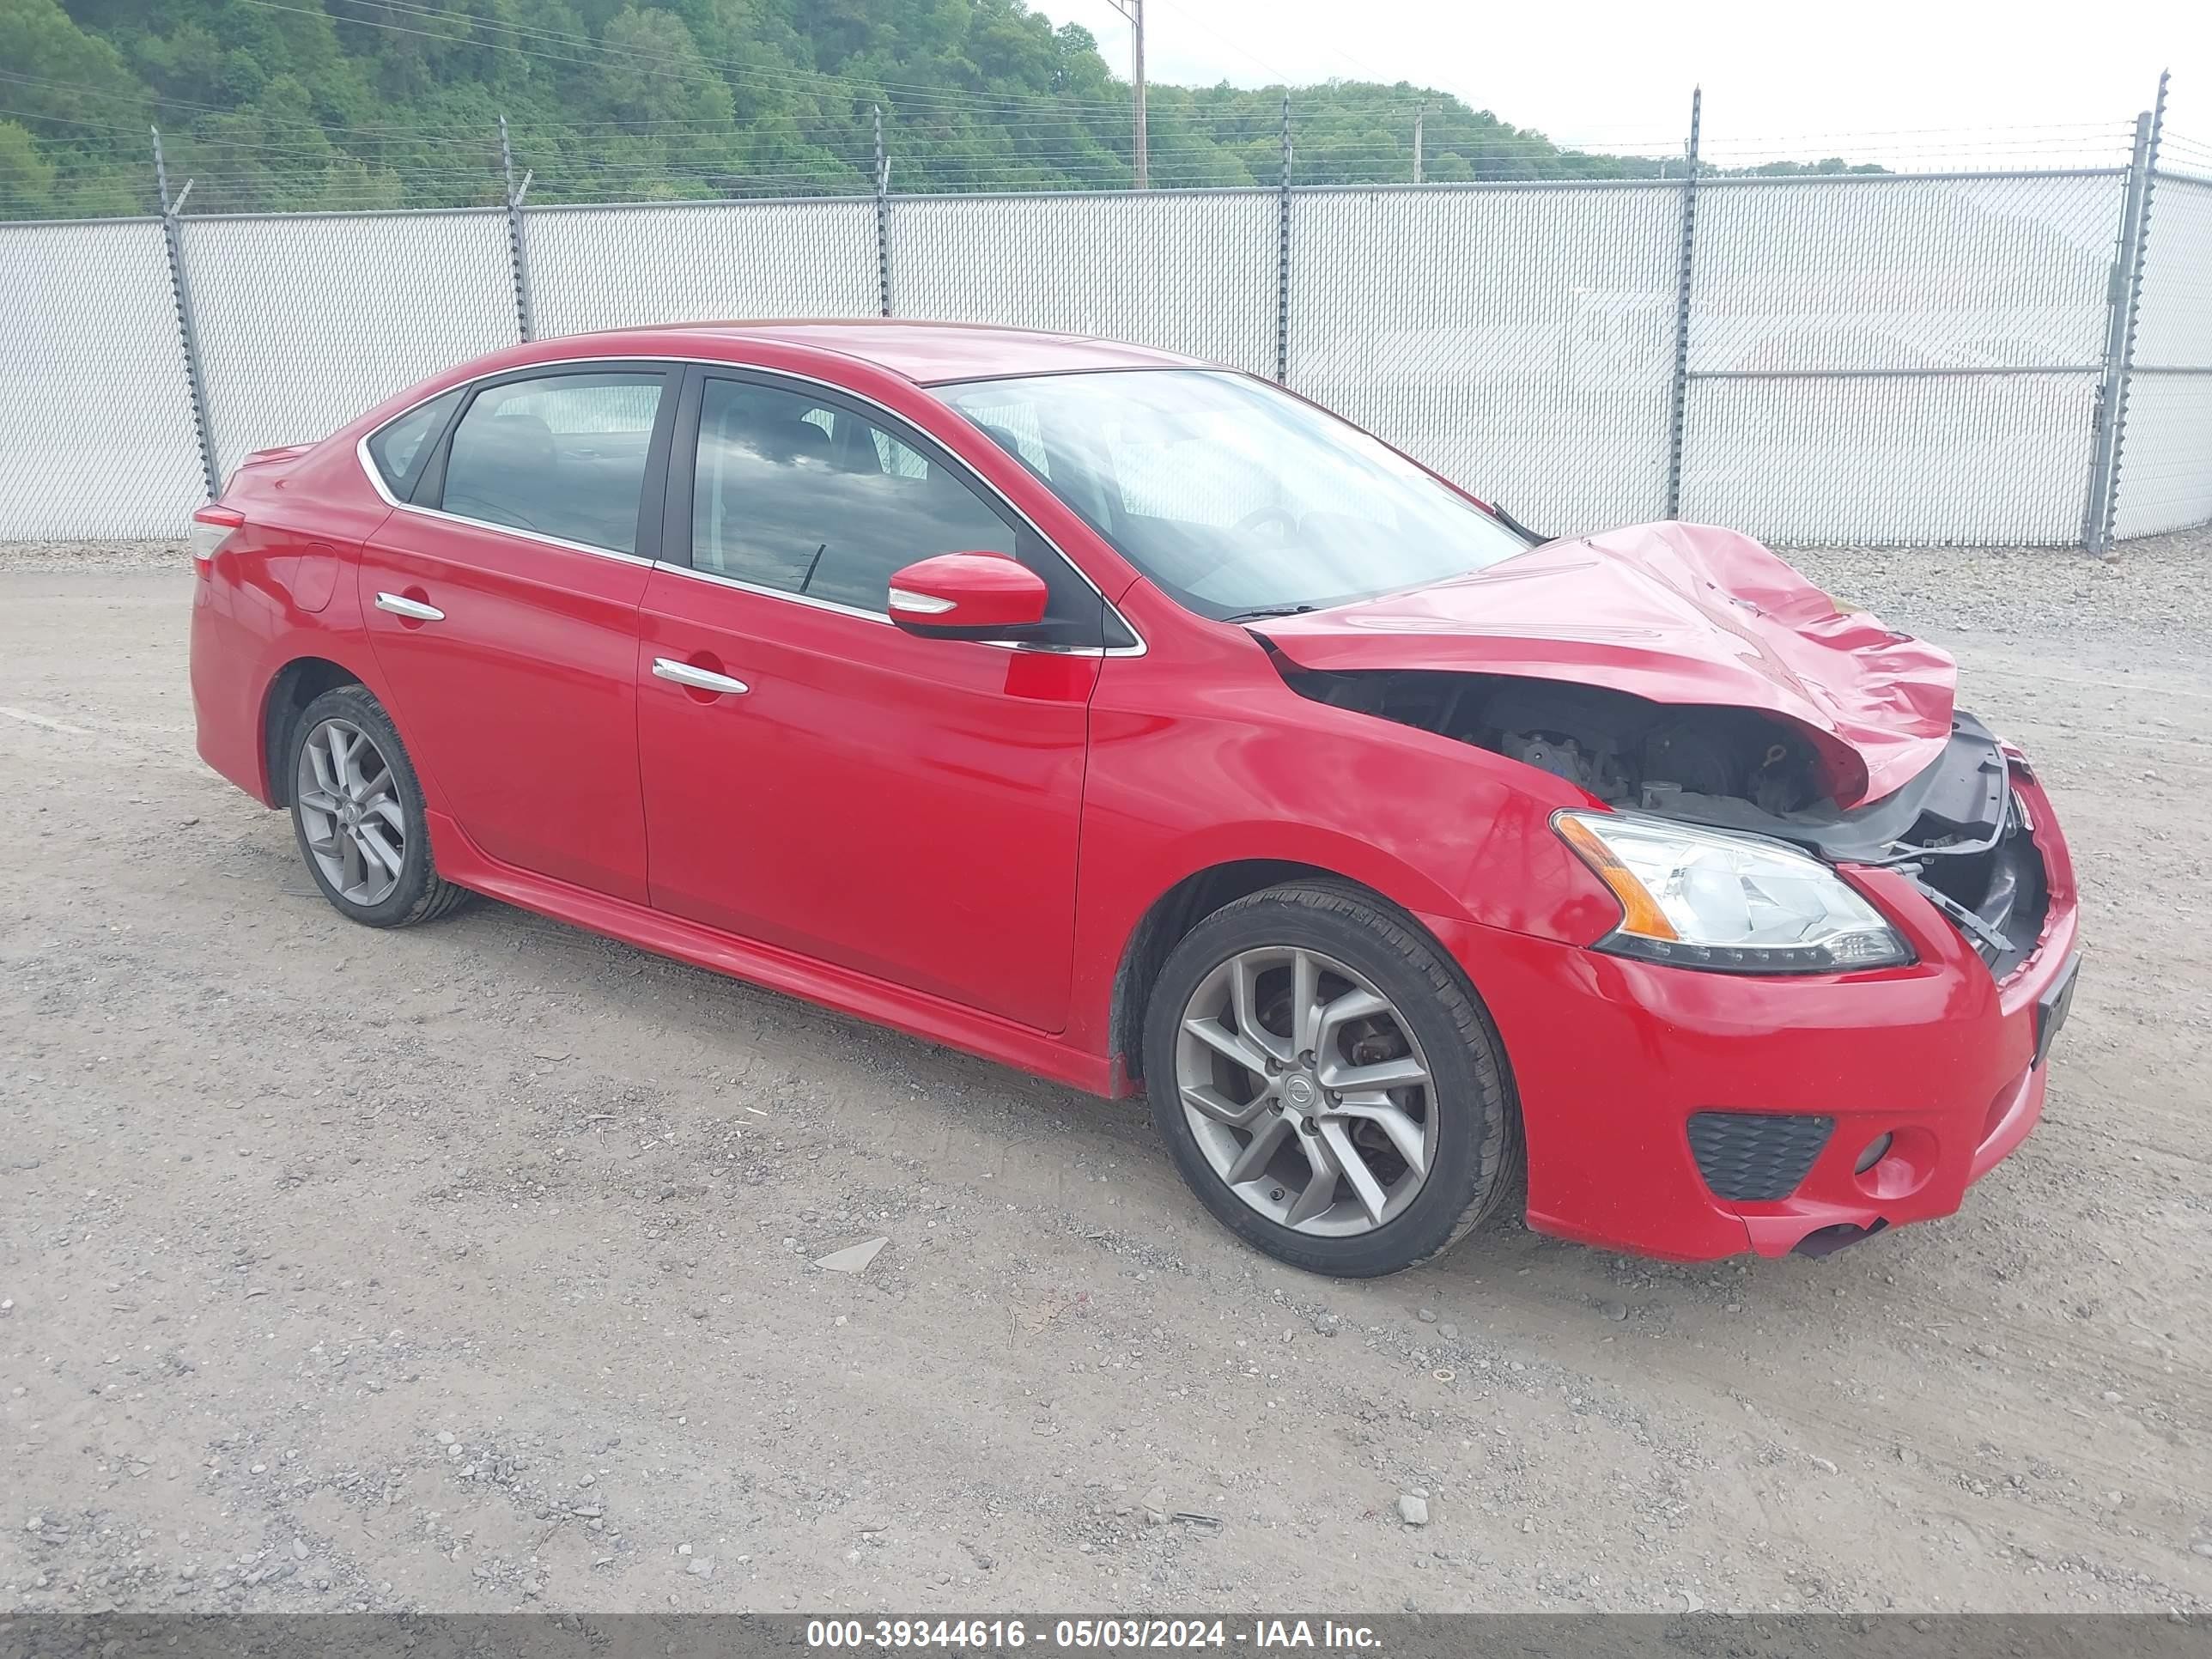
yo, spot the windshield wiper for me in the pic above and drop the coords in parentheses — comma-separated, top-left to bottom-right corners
(1221, 604, 1318, 623)
(1488, 500, 1550, 544)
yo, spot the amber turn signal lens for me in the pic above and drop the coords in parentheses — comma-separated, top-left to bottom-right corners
(1555, 813, 1680, 940)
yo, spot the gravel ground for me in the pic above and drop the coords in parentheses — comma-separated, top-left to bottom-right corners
(1784, 526, 2212, 654)
(0, 539, 196, 573)
(3, 531, 2209, 1616)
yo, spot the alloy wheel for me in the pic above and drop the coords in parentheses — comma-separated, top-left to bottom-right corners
(1173, 945, 1438, 1237)
(295, 717, 407, 907)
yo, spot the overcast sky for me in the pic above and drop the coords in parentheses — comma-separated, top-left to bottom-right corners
(1036, 0, 2206, 169)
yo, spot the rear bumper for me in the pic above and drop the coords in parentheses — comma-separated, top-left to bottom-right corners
(190, 560, 279, 805)
(1424, 766, 2080, 1262)
(189, 531, 384, 811)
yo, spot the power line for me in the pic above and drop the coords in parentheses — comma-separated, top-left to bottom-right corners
(1104, 0, 1147, 187)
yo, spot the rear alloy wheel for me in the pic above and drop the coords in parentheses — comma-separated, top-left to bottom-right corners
(296, 716, 406, 907)
(288, 684, 473, 928)
(1145, 881, 1518, 1276)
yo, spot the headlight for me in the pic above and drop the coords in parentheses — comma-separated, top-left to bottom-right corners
(1554, 810, 1911, 974)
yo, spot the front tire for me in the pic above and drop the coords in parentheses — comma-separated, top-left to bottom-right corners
(288, 684, 473, 928)
(1143, 881, 1519, 1277)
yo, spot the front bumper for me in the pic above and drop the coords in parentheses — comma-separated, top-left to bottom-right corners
(1424, 763, 2079, 1262)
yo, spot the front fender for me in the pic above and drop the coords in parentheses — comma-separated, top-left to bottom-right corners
(1063, 648, 1621, 1060)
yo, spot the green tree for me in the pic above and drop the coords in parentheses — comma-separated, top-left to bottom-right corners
(595, 6, 733, 129)
(0, 0, 1735, 218)
(0, 119, 58, 213)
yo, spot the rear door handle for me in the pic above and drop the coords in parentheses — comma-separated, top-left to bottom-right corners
(652, 658, 750, 696)
(374, 592, 444, 622)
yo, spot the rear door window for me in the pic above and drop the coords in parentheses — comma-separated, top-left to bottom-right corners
(437, 372, 668, 555)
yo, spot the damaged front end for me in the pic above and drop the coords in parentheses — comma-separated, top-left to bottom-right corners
(1277, 665, 2049, 978)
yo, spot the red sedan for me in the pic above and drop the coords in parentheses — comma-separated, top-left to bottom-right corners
(188, 322, 2081, 1276)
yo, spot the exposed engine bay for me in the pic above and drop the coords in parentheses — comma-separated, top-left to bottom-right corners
(1279, 665, 2050, 976)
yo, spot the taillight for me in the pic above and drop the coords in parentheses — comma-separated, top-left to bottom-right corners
(189, 504, 245, 574)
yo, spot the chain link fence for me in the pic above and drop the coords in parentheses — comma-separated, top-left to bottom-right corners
(890, 190, 1280, 380)
(179, 209, 519, 475)
(3, 145, 2207, 550)
(1290, 181, 1680, 534)
(1680, 171, 2125, 544)
(526, 198, 880, 338)
(0, 218, 207, 540)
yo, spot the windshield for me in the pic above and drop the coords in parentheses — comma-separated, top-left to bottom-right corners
(939, 369, 1532, 622)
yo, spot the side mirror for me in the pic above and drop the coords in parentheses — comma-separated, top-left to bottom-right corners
(887, 551, 1051, 640)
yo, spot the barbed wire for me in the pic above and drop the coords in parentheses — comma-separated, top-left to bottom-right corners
(6, 95, 2153, 163)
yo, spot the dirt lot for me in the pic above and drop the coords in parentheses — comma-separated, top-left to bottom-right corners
(3, 535, 2209, 1616)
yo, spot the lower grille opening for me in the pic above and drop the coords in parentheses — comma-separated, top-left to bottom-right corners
(1687, 1111, 1835, 1202)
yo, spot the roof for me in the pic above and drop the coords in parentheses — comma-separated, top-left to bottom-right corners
(590, 319, 1206, 385)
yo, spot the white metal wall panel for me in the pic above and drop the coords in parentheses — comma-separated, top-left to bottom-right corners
(526, 198, 879, 337)
(2130, 174, 2212, 370)
(0, 219, 206, 540)
(2112, 374, 2212, 539)
(2113, 175, 2212, 538)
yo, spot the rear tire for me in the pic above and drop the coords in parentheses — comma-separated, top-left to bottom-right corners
(288, 684, 474, 928)
(1143, 880, 1519, 1277)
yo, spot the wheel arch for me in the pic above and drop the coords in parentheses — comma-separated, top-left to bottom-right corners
(1109, 858, 1498, 1092)
(260, 655, 367, 807)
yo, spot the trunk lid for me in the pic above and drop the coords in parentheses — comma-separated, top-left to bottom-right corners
(1254, 520, 1956, 808)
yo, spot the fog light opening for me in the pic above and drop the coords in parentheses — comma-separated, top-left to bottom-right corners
(1854, 1133, 1894, 1175)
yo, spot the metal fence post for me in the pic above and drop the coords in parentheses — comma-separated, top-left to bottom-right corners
(2085, 71, 2168, 556)
(1276, 94, 1291, 386)
(499, 114, 536, 342)
(1662, 87, 1702, 521)
(874, 106, 893, 318)
(152, 127, 221, 502)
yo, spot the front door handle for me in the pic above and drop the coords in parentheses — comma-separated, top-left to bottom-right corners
(652, 658, 750, 696)
(374, 592, 444, 622)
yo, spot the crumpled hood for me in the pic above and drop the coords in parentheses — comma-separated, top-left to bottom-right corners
(1254, 520, 1957, 808)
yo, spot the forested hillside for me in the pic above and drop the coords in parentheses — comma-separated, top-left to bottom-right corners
(0, 0, 1849, 218)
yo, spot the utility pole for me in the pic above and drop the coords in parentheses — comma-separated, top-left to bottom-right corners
(1107, 0, 1147, 188)
(1413, 103, 1424, 184)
